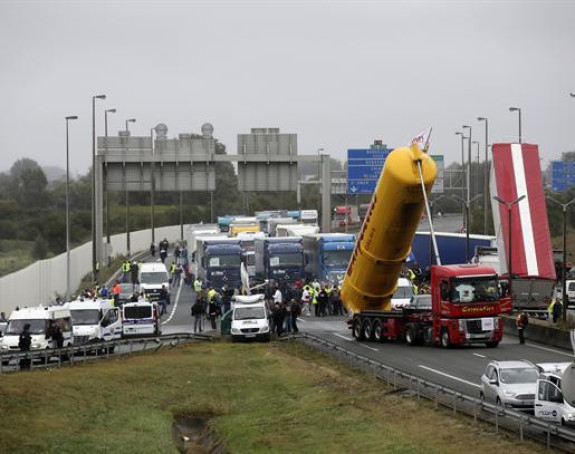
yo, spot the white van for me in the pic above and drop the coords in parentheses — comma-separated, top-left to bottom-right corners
(534, 362, 575, 427)
(230, 294, 270, 342)
(122, 301, 162, 337)
(65, 299, 122, 346)
(391, 278, 415, 310)
(0, 306, 73, 354)
(138, 262, 170, 302)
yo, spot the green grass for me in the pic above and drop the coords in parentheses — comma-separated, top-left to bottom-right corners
(0, 341, 544, 454)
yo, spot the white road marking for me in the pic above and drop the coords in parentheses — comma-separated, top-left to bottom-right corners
(473, 353, 486, 358)
(162, 283, 182, 325)
(418, 365, 481, 389)
(333, 333, 379, 351)
(525, 343, 574, 358)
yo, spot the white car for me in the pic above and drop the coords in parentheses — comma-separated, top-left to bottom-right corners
(230, 294, 270, 342)
(480, 360, 539, 410)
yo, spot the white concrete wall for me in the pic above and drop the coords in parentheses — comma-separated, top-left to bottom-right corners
(0, 225, 187, 315)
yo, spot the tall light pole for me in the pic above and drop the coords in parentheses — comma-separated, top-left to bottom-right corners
(547, 196, 575, 322)
(105, 108, 116, 137)
(462, 125, 472, 234)
(494, 195, 526, 308)
(509, 107, 522, 144)
(317, 147, 324, 228)
(150, 126, 156, 246)
(472, 140, 480, 197)
(104, 108, 116, 258)
(450, 194, 482, 262)
(477, 117, 489, 234)
(92, 94, 106, 280)
(125, 118, 136, 255)
(455, 132, 467, 227)
(65, 115, 78, 301)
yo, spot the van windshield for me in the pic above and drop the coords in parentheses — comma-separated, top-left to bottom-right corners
(70, 310, 100, 326)
(141, 272, 168, 284)
(6, 319, 47, 335)
(124, 306, 153, 320)
(234, 307, 266, 320)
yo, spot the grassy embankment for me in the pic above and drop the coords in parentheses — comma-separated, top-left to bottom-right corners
(0, 341, 544, 454)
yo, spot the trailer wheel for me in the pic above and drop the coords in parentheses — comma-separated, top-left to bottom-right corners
(423, 327, 433, 345)
(405, 326, 416, 346)
(440, 330, 451, 349)
(352, 319, 364, 340)
(373, 320, 384, 342)
(362, 320, 374, 341)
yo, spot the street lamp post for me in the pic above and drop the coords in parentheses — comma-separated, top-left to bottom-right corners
(92, 94, 106, 280)
(462, 125, 472, 233)
(104, 108, 116, 261)
(450, 194, 483, 262)
(509, 107, 522, 144)
(428, 195, 445, 266)
(494, 195, 526, 309)
(546, 197, 575, 322)
(65, 115, 78, 301)
(150, 126, 156, 246)
(477, 117, 489, 234)
(455, 131, 467, 225)
(125, 118, 136, 255)
(317, 148, 324, 228)
(472, 140, 480, 197)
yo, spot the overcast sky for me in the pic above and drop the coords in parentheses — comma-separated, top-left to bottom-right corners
(1, 0, 574, 175)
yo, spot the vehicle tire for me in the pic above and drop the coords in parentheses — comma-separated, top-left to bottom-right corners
(362, 320, 374, 341)
(352, 318, 365, 340)
(479, 391, 485, 402)
(440, 330, 451, 349)
(485, 341, 499, 348)
(496, 396, 502, 406)
(424, 327, 433, 346)
(405, 326, 416, 346)
(373, 320, 384, 342)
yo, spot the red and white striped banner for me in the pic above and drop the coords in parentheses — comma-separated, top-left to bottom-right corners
(490, 143, 555, 280)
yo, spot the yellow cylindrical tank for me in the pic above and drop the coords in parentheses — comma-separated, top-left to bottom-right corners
(341, 143, 437, 313)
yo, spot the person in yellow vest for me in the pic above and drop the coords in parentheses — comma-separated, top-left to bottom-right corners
(122, 260, 130, 283)
(193, 278, 202, 293)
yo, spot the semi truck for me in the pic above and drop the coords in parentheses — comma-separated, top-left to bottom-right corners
(276, 223, 319, 237)
(255, 237, 305, 283)
(341, 143, 504, 348)
(303, 233, 356, 284)
(196, 238, 242, 290)
(300, 209, 319, 226)
(237, 232, 266, 278)
(332, 205, 359, 228)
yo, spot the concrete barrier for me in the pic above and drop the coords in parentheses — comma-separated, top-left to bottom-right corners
(502, 316, 572, 351)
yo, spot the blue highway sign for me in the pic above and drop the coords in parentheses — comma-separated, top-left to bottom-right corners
(347, 148, 391, 194)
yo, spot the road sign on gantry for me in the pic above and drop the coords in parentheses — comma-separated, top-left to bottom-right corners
(347, 148, 391, 194)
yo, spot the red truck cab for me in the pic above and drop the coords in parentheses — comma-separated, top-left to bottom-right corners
(430, 264, 503, 348)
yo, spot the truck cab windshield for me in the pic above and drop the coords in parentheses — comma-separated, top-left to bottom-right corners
(449, 277, 498, 303)
(208, 255, 241, 268)
(270, 253, 302, 267)
(234, 307, 266, 320)
(70, 310, 101, 326)
(6, 319, 46, 335)
(324, 250, 352, 268)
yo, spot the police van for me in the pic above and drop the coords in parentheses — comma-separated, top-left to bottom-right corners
(121, 301, 162, 337)
(534, 362, 575, 427)
(65, 299, 122, 348)
(0, 306, 73, 362)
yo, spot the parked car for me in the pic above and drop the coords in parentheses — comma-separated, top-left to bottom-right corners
(480, 360, 539, 410)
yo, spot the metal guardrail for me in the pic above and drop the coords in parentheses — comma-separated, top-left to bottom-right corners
(0, 332, 212, 374)
(293, 332, 575, 452)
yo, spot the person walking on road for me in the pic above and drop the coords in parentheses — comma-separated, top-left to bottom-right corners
(18, 323, 32, 371)
(47, 321, 64, 349)
(317, 286, 329, 317)
(553, 299, 563, 324)
(150, 242, 156, 257)
(122, 260, 131, 283)
(208, 298, 220, 330)
(191, 299, 204, 333)
(130, 261, 139, 286)
(516, 310, 529, 344)
(289, 299, 301, 333)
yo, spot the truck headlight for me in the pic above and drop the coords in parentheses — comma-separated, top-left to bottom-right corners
(565, 413, 575, 420)
(231, 328, 240, 334)
(260, 326, 269, 333)
(458, 320, 465, 331)
(502, 390, 516, 397)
